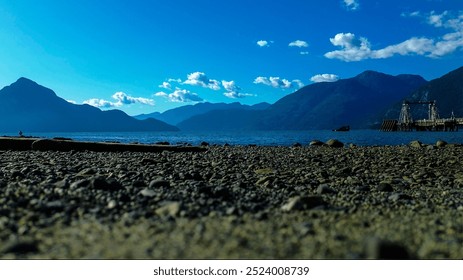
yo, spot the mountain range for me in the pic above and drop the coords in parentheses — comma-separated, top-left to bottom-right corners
(2, 66, 463, 133)
(250, 71, 427, 130)
(134, 101, 270, 125)
(0, 78, 178, 133)
(176, 71, 427, 130)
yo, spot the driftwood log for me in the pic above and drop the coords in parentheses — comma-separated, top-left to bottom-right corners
(0, 137, 207, 153)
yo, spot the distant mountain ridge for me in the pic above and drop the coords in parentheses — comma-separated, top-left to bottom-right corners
(0, 78, 178, 133)
(257, 71, 427, 130)
(134, 102, 271, 125)
(178, 71, 427, 130)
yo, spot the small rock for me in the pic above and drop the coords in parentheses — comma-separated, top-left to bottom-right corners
(281, 196, 325, 212)
(255, 168, 275, 175)
(366, 238, 410, 259)
(155, 201, 181, 217)
(43, 200, 65, 212)
(91, 177, 122, 191)
(10, 170, 24, 178)
(200, 141, 210, 146)
(326, 139, 344, 148)
(70, 179, 91, 189)
(149, 179, 170, 188)
(409, 140, 423, 148)
(140, 188, 157, 197)
(292, 142, 302, 147)
(77, 168, 97, 176)
(388, 192, 413, 202)
(436, 140, 447, 148)
(355, 185, 370, 192)
(54, 179, 69, 188)
(256, 176, 273, 186)
(132, 180, 146, 188)
(317, 184, 336, 194)
(2, 240, 39, 255)
(309, 140, 325, 146)
(377, 182, 393, 192)
(107, 200, 117, 209)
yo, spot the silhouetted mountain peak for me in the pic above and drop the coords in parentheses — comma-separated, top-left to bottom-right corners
(12, 77, 43, 90)
(355, 70, 387, 79)
(16, 77, 36, 83)
(0, 78, 178, 132)
(2, 77, 58, 99)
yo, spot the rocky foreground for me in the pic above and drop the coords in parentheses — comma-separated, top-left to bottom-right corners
(1, 141, 463, 259)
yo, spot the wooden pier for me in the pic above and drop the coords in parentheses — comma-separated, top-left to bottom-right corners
(381, 100, 462, 132)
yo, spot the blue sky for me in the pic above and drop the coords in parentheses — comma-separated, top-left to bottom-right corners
(0, 0, 462, 115)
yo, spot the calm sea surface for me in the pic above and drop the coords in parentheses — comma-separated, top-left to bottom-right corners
(7, 130, 463, 147)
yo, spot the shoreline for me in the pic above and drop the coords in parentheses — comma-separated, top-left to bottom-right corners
(4, 129, 463, 147)
(1, 144, 462, 259)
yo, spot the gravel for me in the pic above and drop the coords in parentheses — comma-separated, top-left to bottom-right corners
(0, 143, 463, 259)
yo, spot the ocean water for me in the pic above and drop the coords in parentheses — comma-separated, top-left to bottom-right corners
(8, 130, 463, 147)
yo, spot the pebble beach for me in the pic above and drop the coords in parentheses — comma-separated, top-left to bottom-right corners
(1, 140, 463, 259)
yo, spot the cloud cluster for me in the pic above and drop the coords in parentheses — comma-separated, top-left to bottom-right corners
(325, 10, 463, 61)
(155, 72, 254, 101)
(254, 76, 304, 89)
(289, 40, 309, 48)
(221, 80, 253, 98)
(257, 40, 270, 47)
(343, 0, 359, 11)
(159, 82, 171, 90)
(310, 74, 340, 83)
(83, 99, 115, 108)
(83, 92, 154, 108)
(155, 88, 203, 103)
(183, 72, 221, 90)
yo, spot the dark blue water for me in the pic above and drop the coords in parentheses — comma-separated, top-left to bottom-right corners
(8, 130, 463, 147)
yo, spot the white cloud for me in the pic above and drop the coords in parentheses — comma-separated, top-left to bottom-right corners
(154, 91, 168, 97)
(310, 74, 340, 83)
(300, 51, 309, 55)
(257, 40, 269, 47)
(159, 78, 182, 90)
(222, 80, 241, 93)
(428, 10, 449, 27)
(159, 82, 172, 90)
(289, 40, 309, 48)
(326, 11, 463, 61)
(183, 72, 221, 90)
(324, 33, 372, 61)
(155, 88, 203, 103)
(112, 92, 154, 106)
(83, 92, 154, 108)
(401, 11, 421, 18)
(83, 98, 116, 108)
(373, 37, 435, 58)
(343, 0, 359, 11)
(221, 80, 253, 99)
(254, 76, 304, 89)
